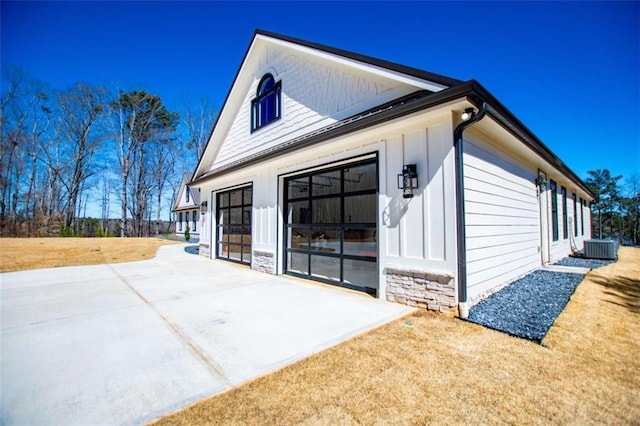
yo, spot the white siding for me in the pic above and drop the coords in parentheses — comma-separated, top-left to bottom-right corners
(194, 110, 457, 298)
(211, 44, 416, 170)
(544, 177, 593, 263)
(382, 122, 457, 273)
(463, 138, 540, 300)
(175, 209, 200, 237)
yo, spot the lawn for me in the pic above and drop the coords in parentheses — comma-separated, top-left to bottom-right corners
(153, 247, 640, 425)
(0, 237, 180, 272)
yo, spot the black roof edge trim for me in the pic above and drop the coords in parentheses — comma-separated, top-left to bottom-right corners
(464, 80, 595, 199)
(191, 85, 475, 185)
(191, 29, 462, 184)
(190, 31, 261, 183)
(194, 78, 594, 201)
(255, 29, 463, 88)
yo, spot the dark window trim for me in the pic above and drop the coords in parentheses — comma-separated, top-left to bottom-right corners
(581, 198, 586, 236)
(572, 193, 578, 237)
(251, 74, 282, 133)
(550, 180, 559, 242)
(561, 186, 568, 240)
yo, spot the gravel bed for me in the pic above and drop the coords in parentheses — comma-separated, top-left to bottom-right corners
(466, 270, 585, 343)
(554, 256, 615, 269)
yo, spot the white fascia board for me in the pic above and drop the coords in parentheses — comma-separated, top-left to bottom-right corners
(259, 35, 449, 93)
(194, 44, 262, 179)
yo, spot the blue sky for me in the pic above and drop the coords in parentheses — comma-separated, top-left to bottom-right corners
(2, 1, 639, 184)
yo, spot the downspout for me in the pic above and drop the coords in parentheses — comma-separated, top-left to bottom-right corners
(454, 102, 487, 318)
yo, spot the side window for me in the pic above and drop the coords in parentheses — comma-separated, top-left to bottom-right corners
(178, 212, 182, 232)
(192, 211, 197, 232)
(561, 186, 568, 240)
(186, 188, 190, 203)
(581, 199, 586, 235)
(550, 180, 559, 242)
(251, 73, 281, 132)
(573, 193, 578, 237)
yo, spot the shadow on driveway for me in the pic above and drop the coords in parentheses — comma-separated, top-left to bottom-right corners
(184, 245, 199, 255)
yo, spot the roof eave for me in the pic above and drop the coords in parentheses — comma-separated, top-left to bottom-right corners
(192, 80, 594, 200)
(465, 81, 596, 199)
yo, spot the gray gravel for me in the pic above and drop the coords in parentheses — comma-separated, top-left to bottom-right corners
(466, 270, 585, 343)
(554, 256, 614, 269)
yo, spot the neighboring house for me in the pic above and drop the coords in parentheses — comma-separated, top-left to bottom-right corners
(189, 30, 596, 316)
(173, 173, 201, 238)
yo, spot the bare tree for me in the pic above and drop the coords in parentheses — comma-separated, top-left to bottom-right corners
(0, 68, 51, 235)
(110, 90, 178, 237)
(181, 96, 217, 163)
(55, 83, 106, 231)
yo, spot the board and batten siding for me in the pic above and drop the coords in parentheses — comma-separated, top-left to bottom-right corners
(463, 138, 541, 301)
(383, 123, 457, 274)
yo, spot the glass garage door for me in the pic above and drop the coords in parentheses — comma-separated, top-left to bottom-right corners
(284, 159, 378, 295)
(216, 186, 252, 265)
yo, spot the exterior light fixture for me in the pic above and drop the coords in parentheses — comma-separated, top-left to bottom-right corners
(535, 175, 548, 190)
(397, 164, 418, 199)
(200, 201, 208, 215)
(461, 107, 475, 121)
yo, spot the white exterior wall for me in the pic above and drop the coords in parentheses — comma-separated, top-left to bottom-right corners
(463, 134, 541, 301)
(382, 121, 457, 275)
(196, 110, 457, 300)
(544, 176, 593, 263)
(174, 181, 200, 237)
(462, 128, 594, 302)
(211, 44, 416, 171)
(175, 209, 200, 237)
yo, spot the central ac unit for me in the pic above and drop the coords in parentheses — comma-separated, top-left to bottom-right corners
(583, 239, 618, 260)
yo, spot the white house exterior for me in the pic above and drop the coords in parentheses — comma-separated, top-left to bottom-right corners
(172, 173, 201, 238)
(190, 30, 595, 316)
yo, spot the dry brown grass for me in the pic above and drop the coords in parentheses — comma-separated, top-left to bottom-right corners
(0, 237, 180, 272)
(154, 247, 640, 425)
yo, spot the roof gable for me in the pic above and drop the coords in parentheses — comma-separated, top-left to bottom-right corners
(192, 30, 461, 180)
(173, 173, 200, 211)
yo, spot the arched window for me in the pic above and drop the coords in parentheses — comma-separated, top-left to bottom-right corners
(251, 73, 281, 132)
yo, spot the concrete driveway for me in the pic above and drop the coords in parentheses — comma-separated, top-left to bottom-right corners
(0, 244, 412, 425)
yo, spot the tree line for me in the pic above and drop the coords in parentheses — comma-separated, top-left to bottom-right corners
(0, 68, 216, 237)
(2, 69, 638, 243)
(586, 169, 639, 246)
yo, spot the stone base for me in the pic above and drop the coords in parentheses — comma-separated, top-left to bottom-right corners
(199, 243, 210, 258)
(253, 250, 275, 274)
(385, 266, 457, 315)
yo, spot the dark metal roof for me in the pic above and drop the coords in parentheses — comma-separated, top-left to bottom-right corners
(191, 90, 434, 184)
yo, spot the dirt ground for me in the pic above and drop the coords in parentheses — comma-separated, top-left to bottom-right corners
(153, 247, 640, 425)
(0, 237, 179, 272)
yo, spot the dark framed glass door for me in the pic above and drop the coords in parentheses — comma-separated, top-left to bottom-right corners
(284, 158, 378, 295)
(216, 185, 252, 265)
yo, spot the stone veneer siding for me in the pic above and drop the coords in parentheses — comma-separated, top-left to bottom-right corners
(385, 266, 457, 315)
(253, 250, 275, 274)
(199, 243, 210, 258)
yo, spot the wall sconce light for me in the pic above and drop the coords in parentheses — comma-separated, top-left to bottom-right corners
(461, 107, 475, 121)
(200, 201, 208, 215)
(397, 164, 418, 199)
(535, 175, 547, 190)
